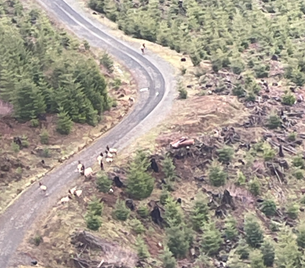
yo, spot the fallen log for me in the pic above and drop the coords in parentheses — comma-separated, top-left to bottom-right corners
(298, 134, 305, 139)
(71, 231, 138, 268)
(72, 258, 89, 268)
(287, 112, 303, 118)
(268, 140, 296, 155)
(279, 145, 284, 157)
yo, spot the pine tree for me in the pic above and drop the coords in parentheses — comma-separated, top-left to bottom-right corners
(156, 21, 171, 47)
(208, 161, 227, 187)
(13, 79, 46, 121)
(217, 146, 234, 163)
(0, 63, 16, 101)
(226, 256, 245, 268)
(191, 197, 209, 231)
(85, 101, 98, 126)
(135, 236, 150, 260)
(236, 238, 250, 260)
(164, 196, 183, 227)
(85, 212, 102, 231)
(249, 178, 261, 196)
(260, 199, 277, 217)
(126, 152, 154, 200)
(224, 216, 238, 241)
(89, 0, 105, 13)
(235, 170, 246, 186)
(296, 223, 305, 248)
(286, 202, 299, 220)
(244, 215, 264, 248)
(201, 222, 222, 256)
(160, 188, 169, 205)
(275, 227, 302, 268)
(88, 197, 103, 216)
(96, 172, 112, 193)
(56, 107, 73, 135)
(250, 250, 266, 268)
(160, 246, 177, 268)
(113, 199, 130, 221)
(130, 219, 145, 234)
(193, 253, 214, 268)
(162, 156, 176, 180)
(166, 223, 193, 258)
(260, 239, 275, 267)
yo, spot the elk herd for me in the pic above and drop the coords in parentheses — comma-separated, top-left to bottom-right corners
(76, 145, 117, 179)
(38, 145, 117, 205)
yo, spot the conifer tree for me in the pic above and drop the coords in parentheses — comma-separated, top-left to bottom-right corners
(12, 79, 46, 121)
(250, 250, 266, 268)
(159, 246, 177, 268)
(260, 199, 277, 217)
(85, 101, 98, 126)
(162, 156, 176, 180)
(224, 216, 238, 241)
(236, 237, 250, 260)
(88, 197, 103, 216)
(160, 188, 169, 205)
(96, 172, 112, 193)
(126, 152, 154, 200)
(85, 213, 102, 231)
(260, 239, 275, 267)
(208, 161, 227, 187)
(135, 235, 150, 260)
(191, 196, 209, 231)
(113, 199, 130, 221)
(164, 196, 183, 227)
(166, 223, 193, 258)
(244, 215, 264, 248)
(275, 227, 302, 268)
(296, 223, 305, 249)
(56, 107, 73, 135)
(201, 222, 222, 256)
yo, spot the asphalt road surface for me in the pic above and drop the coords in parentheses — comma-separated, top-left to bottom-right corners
(0, 0, 176, 267)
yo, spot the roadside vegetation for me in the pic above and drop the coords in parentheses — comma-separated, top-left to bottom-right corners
(11, 0, 305, 268)
(0, 0, 110, 132)
(0, 0, 137, 215)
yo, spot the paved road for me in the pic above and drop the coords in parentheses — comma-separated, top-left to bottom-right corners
(0, 0, 175, 267)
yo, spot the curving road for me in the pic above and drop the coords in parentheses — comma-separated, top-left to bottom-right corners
(0, 0, 176, 267)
